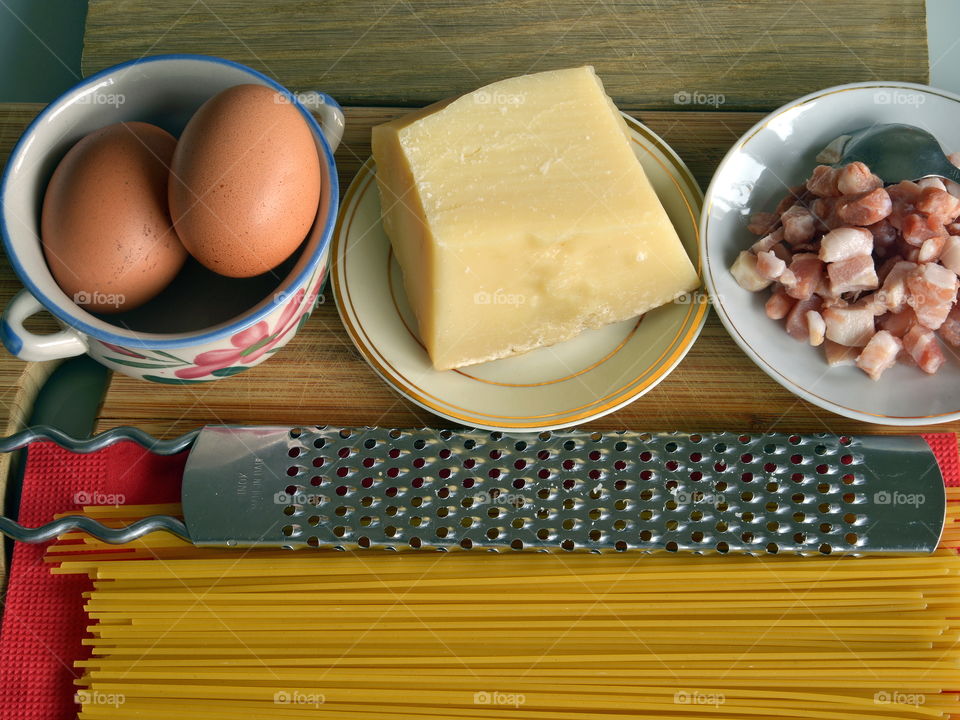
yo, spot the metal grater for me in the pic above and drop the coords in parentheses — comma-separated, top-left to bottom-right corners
(0, 426, 946, 554)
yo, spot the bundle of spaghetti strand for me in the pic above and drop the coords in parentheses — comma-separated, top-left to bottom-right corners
(48, 492, 960, 720)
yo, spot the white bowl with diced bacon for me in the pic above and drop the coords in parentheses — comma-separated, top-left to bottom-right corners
(701, 81, 960, 425)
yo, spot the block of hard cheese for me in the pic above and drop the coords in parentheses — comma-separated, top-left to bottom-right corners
(372, 66, 699, 371)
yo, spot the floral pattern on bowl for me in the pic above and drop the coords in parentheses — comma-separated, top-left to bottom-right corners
(93, 268, 325, 384)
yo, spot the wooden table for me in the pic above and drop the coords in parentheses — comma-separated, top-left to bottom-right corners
(0, 2, 940, 559)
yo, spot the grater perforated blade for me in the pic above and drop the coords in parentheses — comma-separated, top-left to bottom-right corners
(176, 426, 946, 555)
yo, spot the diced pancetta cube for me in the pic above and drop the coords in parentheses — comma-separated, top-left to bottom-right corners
(878, 260, 918, 313)
(806, 165, 841, 197)
(947, 222, 960, 236)
(878, 308, 918, 337)
(902, 325, 947, 374)
(917, 177, 947, 192)
(887, 181, 922, 230)
(785, 295, 823, 341)
(823, 305, 876, 347)
(747, 212, 779, 236)
(856, 330, 902, 381)
(750, 227, 784, 254)
(917, 186, 960, 224)
(941, 236, 960, 275)
(818, 227, 874, 262)
(837, 162, 883, 195)
(828, 255, 879, 295)
(824, 340, 859, 366)
(765, 286, 795, 320)
(901, 212, 946, 247)
(784, 253, 824, 300)
(756, 250, 786, 281)
(938, 303, 960, 347)
(730, 251, 772, 292)
(906, 262, 959, 330)
(781, 205, 816, 245)
(918, 234, 946, 264)
(806, 310, 826, 346)
(836, 188, 892, 226)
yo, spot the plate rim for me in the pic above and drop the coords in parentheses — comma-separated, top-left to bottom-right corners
(700, 80, 960, 426)
(332, 112, 707, 430)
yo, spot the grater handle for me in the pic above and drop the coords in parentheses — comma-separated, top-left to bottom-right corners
(0, 514, 190, 544)
(0, 425, 199, 545)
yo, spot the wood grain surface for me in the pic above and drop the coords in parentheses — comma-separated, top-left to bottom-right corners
(82, 0, 927, 111)
(4, 96, 958, 445)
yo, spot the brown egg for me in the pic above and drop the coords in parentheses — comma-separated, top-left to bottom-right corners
(41, 122, 186, 313)
(168, 84, 322, 278)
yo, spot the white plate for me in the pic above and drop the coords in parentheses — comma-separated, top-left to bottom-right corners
(332, 114, 706, 431)
(702, 81, 960, 426)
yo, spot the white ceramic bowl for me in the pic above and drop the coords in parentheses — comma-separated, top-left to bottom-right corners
(701, 81, 960, 425)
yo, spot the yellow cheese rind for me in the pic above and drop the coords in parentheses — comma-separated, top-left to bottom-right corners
(372, 66, 699, 371)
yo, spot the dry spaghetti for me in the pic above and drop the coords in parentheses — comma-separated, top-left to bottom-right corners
(49, 492, 960, 719)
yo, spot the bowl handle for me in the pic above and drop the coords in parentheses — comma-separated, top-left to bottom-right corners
(1, 289, 88, 361)
(305, 92, 345, 153)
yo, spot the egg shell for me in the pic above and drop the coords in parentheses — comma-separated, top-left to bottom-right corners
(41, 121, 186, 313)
(168, 83, 322, 278)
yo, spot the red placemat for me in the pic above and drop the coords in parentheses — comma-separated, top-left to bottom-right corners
(0, 441, 186, 720)
(0, 434, 956, 720)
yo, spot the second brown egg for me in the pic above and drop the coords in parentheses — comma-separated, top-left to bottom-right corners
(168, 83, 322, 278)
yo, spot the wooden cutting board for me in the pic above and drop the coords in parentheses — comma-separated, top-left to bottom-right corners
(82, 0, 927, 111)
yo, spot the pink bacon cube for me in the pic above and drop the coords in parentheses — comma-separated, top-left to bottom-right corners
(823, 305, 875, 347)
(837, 161, 882, 195)
(827, 255, 879, 295)
(902, 325, 947, 375)
(906, 263, 958, 330)
(855, 330, 902, 381)
(836, 188, 892, 226)
(784, 253, 824, 300)
(818, 227, 873, 263)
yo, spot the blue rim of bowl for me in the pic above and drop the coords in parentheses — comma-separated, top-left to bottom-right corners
(0, 52, 340, 349)
(699, 80, 960, 425)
